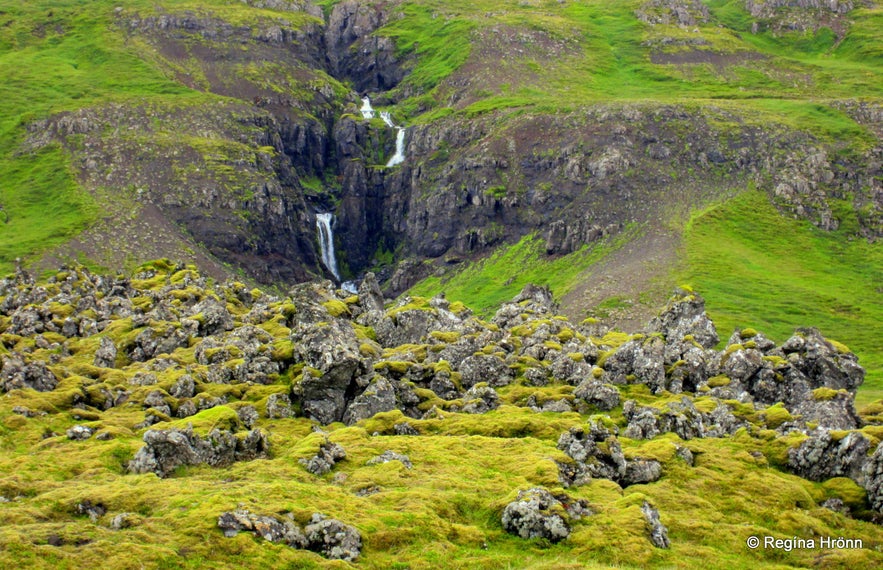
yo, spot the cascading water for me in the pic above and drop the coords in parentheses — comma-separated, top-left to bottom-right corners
(360, 96, 375, 119)
(386, 127, 405, 167)
(316, 213, 340, 281)
(380, 110, 395, 128)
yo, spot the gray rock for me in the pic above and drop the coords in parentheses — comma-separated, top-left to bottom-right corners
(266, 393, 294, 418)
(573, 379, 620, 411)
(647, 289, 718, 349)
(788, 429, 870, 482)
(557, 423, 660, 487)
(676, 446, 694, 466)
(1, 354, 58, 393)
(66, 425, 94, 441)
(357, 272, 385, 312)
(169, 375, 196, 399)
(93, 336, 117, 368)
(623, 397, 743, 440)
(862, 442, 883, 513)
(292, 319, 367, 424)
(394, 422, 419, 435)
(218, 508, 307, 547)
(300, 439, 346, 476)
(304, 513, 362, 562)
(128, 426, 269, 478)
(110, 512, 136, 530)
(460, 385, 500, 414)
(367, 450, 412, 469)
(75, 500, 106, 523)
(237, 405, 259, 429)
(342, 376, 396, 425)
(501, 488, 572, 542)
(190, 297, 234, 336)
(458, 354, 513, 389)
(641, 502, 670, 548)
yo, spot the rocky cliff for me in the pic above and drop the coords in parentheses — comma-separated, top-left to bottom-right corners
(16, 0, 881, 295)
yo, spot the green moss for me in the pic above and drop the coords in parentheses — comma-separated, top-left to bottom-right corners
(430, 331, 460, 343)
(707, 375, 731, 388)
(321, 299, 350, 318)
(812, 387, 843, 401)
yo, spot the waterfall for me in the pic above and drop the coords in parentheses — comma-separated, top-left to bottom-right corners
(386, 127, 405, 167)
(315, 213, 340, 281)
(360, 96, 375, 120)
(380, 110, 395, 128)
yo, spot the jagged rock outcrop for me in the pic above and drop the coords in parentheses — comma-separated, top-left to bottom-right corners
(303, 513, 363, 562)
(291, 319, 370, 424)
(641, 502, 670, 549)
(557, 423, 663, 487)
(787, 429, 870, 482)
(862, 442, 883, 513)
(218, 508, 362, 561)
(501, 488, 590, 543)
(367, 450, 413, 469)
(128, 426, 269, 478)
(0, 354, 58, 393)
(300, 438, 346, 476)
(623, 398, 744, 440)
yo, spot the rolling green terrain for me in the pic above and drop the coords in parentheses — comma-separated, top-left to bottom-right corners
(1, 1, 883, 567)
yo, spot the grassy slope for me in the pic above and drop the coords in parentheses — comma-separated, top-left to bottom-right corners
(408, 227, 639, 318)
(678, 190, 883, 405)
(0, 0, 324, 274)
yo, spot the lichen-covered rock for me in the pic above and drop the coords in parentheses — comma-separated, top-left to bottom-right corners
(266, 393, 294, 418)
(641, 502, 670, 549)
(300, 438, 346, 476)
(292, 319, 369, 424)
(573, 379, 620, 411)
(862, 442, 883, 513)
(501, 488, 572, 542)
(458, 354, 513, 389)
(647, 289, 718, 349)
(0, 354, 58, 393)
(366, 450, 412, 469)
(93, 336, 117, 368)
(460, 384, 500, 414)
(169, 375, 196, 399)
(66, 425, 94, 441)
(128, 426, 269, 478)
(556, 423, 662, 487)
(217, 508, 307, 547)
(623, 397, 743, 440)
(602, 335, 666, 392)
(342, 376, 396, 425)
(303, 513, 362, 562)
(788, 429, 870, 482)
(189, 297, 234, 336)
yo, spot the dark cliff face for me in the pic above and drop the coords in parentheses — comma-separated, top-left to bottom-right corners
(24, 0, 883, 291)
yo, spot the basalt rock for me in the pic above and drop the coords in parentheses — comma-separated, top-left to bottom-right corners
(501, 488, 575, 543)
(641, 502, 670, 549)
(787, 429, 870, 483)
(128, 426, 269, 478)
(300, 438, 346, 476)
(0, 354, 58, 393)
(557, 423, 662, 487)
(303, 513, 362, 562)
(622, 397, 744, 440)
(862, 442, 883, 513)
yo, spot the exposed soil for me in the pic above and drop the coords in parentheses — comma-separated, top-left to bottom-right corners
(559, 225, 683, 333)
(650, 49, 768, 67)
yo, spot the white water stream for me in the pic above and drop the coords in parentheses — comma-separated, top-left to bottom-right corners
(360, 96, 375, 119)
(316, 213, 340, 281)
(386, 127, 405, 167)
